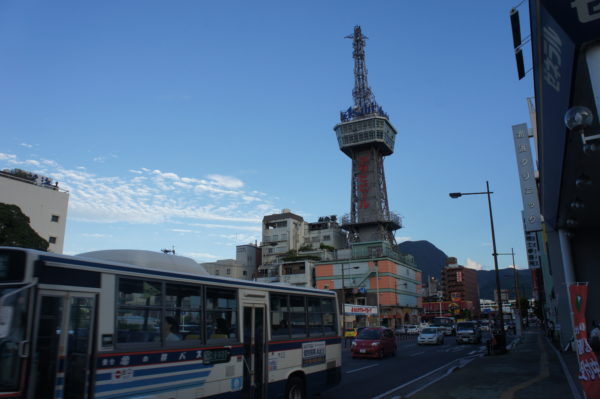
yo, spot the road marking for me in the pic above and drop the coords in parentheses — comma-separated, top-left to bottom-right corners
(370, 358, 465, 399)
(409, 351, 425, 357)
(468, 350, 476, 355)
(346, 364, 379, 374)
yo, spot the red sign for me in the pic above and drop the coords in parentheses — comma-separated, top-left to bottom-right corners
(569, 284, 600, 398)
(357, 155, 369, 209)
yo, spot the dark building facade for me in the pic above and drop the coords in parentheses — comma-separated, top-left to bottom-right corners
(440, 257, 480, 317)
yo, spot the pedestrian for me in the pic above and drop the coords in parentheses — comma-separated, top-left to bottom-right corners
(590, 321, 600, 355)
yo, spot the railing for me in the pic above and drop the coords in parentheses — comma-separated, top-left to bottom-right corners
(341, 212, 402, 228)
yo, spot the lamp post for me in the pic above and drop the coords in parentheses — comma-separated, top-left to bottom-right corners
(449, 181, 506, 353)
(498, 248, 523, 334)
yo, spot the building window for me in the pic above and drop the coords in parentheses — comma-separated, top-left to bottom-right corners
(226, 269, 231, 275)
(49, 237, 57, 244)
(243, 271, 247, 276)
(323, 235, 331, 241)
(215, 270, 220, 275)
(51, 215, 59, 223)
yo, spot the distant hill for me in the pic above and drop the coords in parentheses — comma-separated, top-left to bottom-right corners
(397, 240, 448, 280)
(477, 268, 532, 300)
(397, 240, 532, 299)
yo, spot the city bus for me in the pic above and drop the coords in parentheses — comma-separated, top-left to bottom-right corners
(0, 247, 341, 399)
(430, 316, 456, 336)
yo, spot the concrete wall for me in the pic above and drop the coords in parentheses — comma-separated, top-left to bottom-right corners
(0, 176, 69, 253)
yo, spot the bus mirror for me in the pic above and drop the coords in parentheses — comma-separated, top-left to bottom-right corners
(0, 306, 14, 338)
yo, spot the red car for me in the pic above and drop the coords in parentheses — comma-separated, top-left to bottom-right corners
(351, 327, 396, 358)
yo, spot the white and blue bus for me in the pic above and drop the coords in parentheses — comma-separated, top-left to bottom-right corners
(0, 247, 341, 399)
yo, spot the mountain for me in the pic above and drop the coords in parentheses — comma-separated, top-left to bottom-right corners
(397, 240, 532, 299)
(397, 240, 448, 280)
(476, 268, 532, 300)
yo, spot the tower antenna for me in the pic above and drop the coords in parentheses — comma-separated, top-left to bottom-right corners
(341, 26, 388, 122)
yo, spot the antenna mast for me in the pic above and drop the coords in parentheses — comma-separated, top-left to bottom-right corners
(341, 26, 388, 122)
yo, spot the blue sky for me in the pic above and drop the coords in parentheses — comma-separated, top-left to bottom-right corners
(1, 1, 534, 271)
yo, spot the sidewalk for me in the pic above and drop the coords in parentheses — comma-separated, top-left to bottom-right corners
(407, 328, 583, 399)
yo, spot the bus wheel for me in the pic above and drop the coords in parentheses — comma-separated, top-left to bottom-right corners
(285, 375, 305, 399)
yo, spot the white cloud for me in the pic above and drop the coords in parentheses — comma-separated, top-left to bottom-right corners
(171, 229, 195, 233)
(0, 154, 273, 228)
(465, 258, 483, 270)
(183, 252, 220, 262)
(0, 153, 18, 163)
(207, 174, 244, 189)
(82, 233, 112, 238)
(20, 143, 33, 148)
(395, 236, 412, 243)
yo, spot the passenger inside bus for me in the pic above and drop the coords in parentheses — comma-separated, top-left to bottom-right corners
(165, 317, 181, 341)
(210, 317, 229, 339)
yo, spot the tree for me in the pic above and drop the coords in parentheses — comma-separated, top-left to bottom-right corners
(0, 203, 49, 251)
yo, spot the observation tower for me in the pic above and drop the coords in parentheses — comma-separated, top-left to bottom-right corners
(334, 26, 401, 244)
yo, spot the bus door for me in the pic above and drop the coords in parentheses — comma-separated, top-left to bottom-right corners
(28, 291, 96, 399)
(242, 303, 266, 399)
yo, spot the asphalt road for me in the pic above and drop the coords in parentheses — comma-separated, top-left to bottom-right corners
(318, 333, 500, 399)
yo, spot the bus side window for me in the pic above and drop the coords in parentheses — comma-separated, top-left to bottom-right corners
(206, 288, 238, 344)
(116, 278, 162, 344)
(321, 298, 337, 336)
(165, 284, 202, 343)
(307, 297, 323, 337)
(270, 294, 289, 340)
(289, 295, 307, 338)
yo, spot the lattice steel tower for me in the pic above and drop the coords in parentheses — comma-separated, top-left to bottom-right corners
(335, 25, 401, 244)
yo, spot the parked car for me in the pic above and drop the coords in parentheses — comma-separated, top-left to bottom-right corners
(394, 325, 407, 335)
(351, 327, 396, 359)
(418, 327, 444, 345)
(456, 321, 482, 344)
(405, 325, 419, 335)
(478, 320, 491, 332)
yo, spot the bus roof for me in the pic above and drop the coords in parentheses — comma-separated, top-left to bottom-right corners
(0, 247, 335, 296)
(77, 249, 210, 276)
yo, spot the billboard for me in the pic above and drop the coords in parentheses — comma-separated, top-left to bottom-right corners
(512, 124, 542, 232)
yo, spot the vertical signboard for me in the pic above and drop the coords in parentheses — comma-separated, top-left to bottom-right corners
(568, 284, 600, 397)
(529, 2, 576, 229)
(512, 124, 542, 232)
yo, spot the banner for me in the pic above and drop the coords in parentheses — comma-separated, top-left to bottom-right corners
(569, 284, 600, 398)
(344, 304, 378, 316)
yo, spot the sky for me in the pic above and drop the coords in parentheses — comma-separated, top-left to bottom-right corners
(0, 1, 534, 271)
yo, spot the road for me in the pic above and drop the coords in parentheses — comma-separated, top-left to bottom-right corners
(319, 332, 510, 399)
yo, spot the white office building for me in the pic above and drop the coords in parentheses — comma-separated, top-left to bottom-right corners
(0, 169, 69, 253)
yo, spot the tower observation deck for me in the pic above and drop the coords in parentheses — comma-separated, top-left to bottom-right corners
(334, 26, 401, 244)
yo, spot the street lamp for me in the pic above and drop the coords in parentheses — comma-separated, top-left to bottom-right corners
(341, 265, 360, 344)
(497, 248, 523, 334)
(449, 181, 506, 353)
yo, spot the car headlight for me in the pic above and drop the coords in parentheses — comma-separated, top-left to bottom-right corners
(351, 341, 357, 346)
(371, 342, 380, 346)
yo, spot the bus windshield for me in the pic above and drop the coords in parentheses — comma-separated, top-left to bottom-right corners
(0, 286, 29, 392)
(431, 317, 454, 326)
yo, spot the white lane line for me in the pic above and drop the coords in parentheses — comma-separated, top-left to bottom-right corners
(468, 350, 476, 355)
(370, 359, 462, 399)
(346, 364, 379, 374)
(409, 351, 425, 357)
